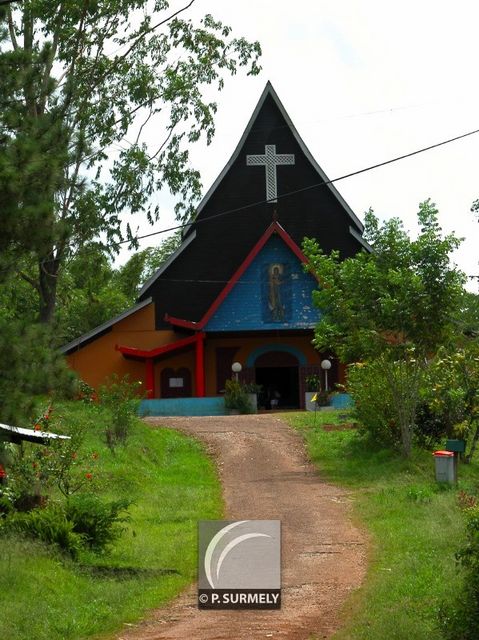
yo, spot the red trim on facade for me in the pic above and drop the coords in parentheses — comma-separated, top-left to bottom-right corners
(116, 333, 202, 360)
(165, 221, 312, 331)
(163, 314, 198, 330)
(145, 358, 155, 399)
(195, 332, 205, 397)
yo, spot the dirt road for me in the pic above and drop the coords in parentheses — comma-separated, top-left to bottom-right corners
(118, 414, 367, 640)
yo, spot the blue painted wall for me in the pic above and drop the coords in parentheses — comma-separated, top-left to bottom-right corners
(329, 393, 354, 409)
(205, 235, 320, 332)
(139, 397, 225, 417)
(246, 343, 307, 367)
(138, 394, 353, 416)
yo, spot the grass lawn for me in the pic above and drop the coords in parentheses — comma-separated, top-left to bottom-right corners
(286, 410, 479, 640)
(0, 401, 222, 640)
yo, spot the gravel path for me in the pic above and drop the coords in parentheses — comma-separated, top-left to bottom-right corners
(118, 414, 367, 640)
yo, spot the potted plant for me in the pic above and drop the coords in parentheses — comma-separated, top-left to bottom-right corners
(316, 390, 331, 409)
(224, 379, 253, 415)
(242, 383, 262, 414)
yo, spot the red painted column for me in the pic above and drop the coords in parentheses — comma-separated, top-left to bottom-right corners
(195, 333, 205, 397)
(145, 358, 155, 399)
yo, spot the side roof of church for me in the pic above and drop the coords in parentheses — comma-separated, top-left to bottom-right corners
(139, 81, 367, 328)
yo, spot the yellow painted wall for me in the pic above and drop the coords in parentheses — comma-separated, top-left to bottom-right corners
(67, 302, 335, 397)
(67, 303, 177, 390)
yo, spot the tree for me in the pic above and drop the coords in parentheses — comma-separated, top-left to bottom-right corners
(304, 200, 465, 362)
(55, 233, 181, 343)
(0, 231, 181, 344)
(55, 242, 129, 344)
(0, 317, 74, 425)
(113, 231, 181, 301)
(0, 257, 39, 323)
(0, 0, 261, 322)
(455, 291, 479, 340)
(304, 200, 466, 456)
(425, 344, 479, 463)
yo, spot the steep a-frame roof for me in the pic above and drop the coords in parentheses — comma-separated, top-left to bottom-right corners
(61, 85, 369, 353)
(138, 81, 366, 329)
(186, 81, 364, 235)
(137, 230, 196, 299)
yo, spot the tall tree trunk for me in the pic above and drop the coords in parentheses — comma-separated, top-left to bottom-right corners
(386, 358, 423, 458)
(38, 257, 59, 323)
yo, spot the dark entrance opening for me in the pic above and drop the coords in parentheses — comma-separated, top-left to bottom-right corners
(256, 366, 299, 409)
(254, 351, 300, 410)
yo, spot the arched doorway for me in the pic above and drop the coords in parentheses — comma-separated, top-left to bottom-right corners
(254, 350, 300, 410)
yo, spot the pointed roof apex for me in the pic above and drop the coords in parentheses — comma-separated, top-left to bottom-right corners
(191, 81, 363, 232)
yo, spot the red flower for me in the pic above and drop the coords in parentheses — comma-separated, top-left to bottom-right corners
(0, 465, 7, 478)
(85, 473, 93, 480)
(34, 423, 41, 431)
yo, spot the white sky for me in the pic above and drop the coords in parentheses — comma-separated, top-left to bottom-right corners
(117, 0, 479, 291)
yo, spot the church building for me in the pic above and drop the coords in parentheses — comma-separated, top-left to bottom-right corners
(62, 82, 368, 410)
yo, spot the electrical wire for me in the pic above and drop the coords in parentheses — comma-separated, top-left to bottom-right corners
(1, 123, 479, 282)
(118, 124, 479, 244)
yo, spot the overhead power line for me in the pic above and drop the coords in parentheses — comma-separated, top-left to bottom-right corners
(2, 122, 478, 281)
(119, 124, 479, 245)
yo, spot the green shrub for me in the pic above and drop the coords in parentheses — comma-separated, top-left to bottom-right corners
(224, 379, 252, 414)
(4, 407, 99, 501)
(2, 506, 84, 559)
(315, 390, 330, 407)
(440, 505, 479, 639)
(242, 382, 263, 394)
(99, 374, 142, 448)
(76, 379, 96, 404)
(1, 495, 131, 557)
(347, 360, 399, 446)
(423, 346, 479, 462)
(0, 487, 15, 515)
(414, 401, 450, 448)
(305, 374, 321, 392)
(65, 494, 130, 552)
(347, 355, 424, 456)
(6, 437, 54, 508)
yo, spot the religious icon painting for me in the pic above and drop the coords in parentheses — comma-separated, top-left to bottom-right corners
(262, 263, 291, 323)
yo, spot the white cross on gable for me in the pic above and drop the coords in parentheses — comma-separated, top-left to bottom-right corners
(246, 144, 295, 203)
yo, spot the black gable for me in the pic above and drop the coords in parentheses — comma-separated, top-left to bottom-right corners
(139, 82, 367, 328)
